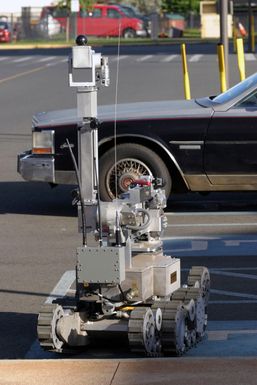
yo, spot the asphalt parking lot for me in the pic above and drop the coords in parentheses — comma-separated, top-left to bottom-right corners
(1, 44, 257, 383)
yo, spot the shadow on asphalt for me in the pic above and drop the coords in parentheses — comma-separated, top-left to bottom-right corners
(0, 312, 37, 359)
(167, 191, 257, 212)
(1, 181, 257, 216)
(0, 181, 76, 217)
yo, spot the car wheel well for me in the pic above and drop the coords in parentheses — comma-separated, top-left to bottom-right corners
(122, 28, 136, 38)
(99, 137, 188, 194)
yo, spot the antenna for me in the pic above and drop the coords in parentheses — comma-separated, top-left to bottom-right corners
(114, 21, 122, 200)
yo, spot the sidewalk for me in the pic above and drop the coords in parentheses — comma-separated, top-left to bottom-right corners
(1, 357, 257, 385)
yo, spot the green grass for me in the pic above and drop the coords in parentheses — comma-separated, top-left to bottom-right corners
(183, 28, 201, 38)
(1, 29, 203, 48)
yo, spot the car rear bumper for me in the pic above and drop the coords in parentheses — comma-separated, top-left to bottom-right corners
(17, 151, 76, 184)
(136, 29, 148, 37)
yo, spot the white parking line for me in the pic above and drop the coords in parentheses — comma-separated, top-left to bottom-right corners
(212, 267, 257, 271)
(0, 56, 9, 61)
(189, 54, 203, 62)
(208, 328, 257, 341)
(46, 58, 68, 67)
(245, 53, 256, 61)
(167, 222, 257, 227)
(211, 270, 257, 280)
(212, 289, 257, 300)
(112, 55, 129, 62)
(13, 56, 33, 63)
(167, 211, 257, 217)
(162, 54, 177, 62)
(36, 56, 58, 63)
(45, 270, 75, 304)
(137, 55, 153, 62)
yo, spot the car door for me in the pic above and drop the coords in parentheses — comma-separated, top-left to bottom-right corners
(204, 90, 257, 186)
(104, 8, 122, 36)
(77, 7, 102, 36)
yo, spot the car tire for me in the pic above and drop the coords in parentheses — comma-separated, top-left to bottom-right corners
(99, 143, 172, 201)
(122, 28, 136, 38)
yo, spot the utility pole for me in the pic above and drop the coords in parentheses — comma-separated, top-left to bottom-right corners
(220, 0, 229, 88)
(248, 0, 254, 52)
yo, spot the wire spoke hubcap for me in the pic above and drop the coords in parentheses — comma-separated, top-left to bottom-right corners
(106, 158, 152, 199)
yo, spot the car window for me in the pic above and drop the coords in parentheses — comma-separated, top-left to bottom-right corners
(212, 72, 257, 104)
(107, 9, 121, 18)
(52, 8, 68, 17)
(235, 90, 257, 108)
(80, 8, 102, 18)
(119, 6, 133, 17)
(0, 22, 8, 29)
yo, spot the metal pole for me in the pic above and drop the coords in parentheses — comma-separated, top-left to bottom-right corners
(248, 0, 253, 52)
(220, 0, 229, 88)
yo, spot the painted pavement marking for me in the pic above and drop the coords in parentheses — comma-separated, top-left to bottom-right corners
(13, 56, 33, 63)
(36, 56, 58, 63)
(245, 53, 256, 61)
(136, 55, 153, 62)
(189, 54, 203, 62)
(111, 55, 129, 62)
(162, 54, 178, 62)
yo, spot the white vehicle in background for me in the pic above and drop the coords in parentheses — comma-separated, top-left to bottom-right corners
(38, 14, 61, 37)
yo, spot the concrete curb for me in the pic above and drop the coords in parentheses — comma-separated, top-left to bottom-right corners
(1, 358, 257, 385)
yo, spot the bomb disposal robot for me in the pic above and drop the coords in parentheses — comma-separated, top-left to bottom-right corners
(37, 36, 210, 356)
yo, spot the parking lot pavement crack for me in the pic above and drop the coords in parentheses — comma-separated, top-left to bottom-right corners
(109, 362, 120, 385)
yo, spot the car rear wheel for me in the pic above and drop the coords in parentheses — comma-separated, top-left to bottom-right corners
(123, 28, 136, 38)
(99, 143, 172, 201)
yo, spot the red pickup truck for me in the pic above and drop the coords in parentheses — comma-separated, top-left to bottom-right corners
(43, 4, 147, 38)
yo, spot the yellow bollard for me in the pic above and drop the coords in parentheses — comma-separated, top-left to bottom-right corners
(181, 43, 191, 100)
(236, 38, 245, 81)
(217, 43, 227, 93)
(233, 23, 238, 53)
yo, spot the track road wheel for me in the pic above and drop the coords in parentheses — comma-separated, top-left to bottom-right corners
(161, 301, 186, 356)
(185, 288, 206, 341)
(187, 266, 210, 307)
(128, 307, 161, 356)
(37, 303, 64, 352)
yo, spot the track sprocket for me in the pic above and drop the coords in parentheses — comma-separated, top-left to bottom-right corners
(37, 303, 65, 352)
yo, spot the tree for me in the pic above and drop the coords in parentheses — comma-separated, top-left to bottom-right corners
(113, 0, 162, 14)
(56, 0, 95, 41)
(161, 0, 200, 15)
(57, 0, 95, 12)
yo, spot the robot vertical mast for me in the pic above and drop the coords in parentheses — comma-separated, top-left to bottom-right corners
(68, 35, 109, 246)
